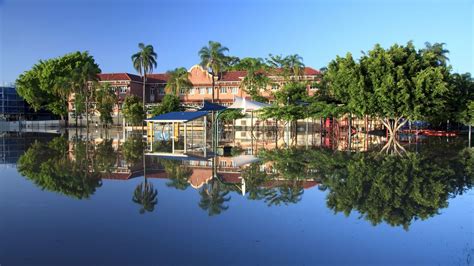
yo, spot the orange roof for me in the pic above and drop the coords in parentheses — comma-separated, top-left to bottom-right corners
(98, 73, 142, 82)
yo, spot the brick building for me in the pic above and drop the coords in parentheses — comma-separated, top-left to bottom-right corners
(68, 65, 320, 125)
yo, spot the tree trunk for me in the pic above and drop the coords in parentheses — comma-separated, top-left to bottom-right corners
(469, 124, 472, 148)
(212, 72, 215, 103)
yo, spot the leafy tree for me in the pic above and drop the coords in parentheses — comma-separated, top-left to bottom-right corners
(449, 73, 474, 126)
(122, 95, 145, 125)
(199, 41, 229, 102)
(71, 59, 101, 128)
(132, 179, 158, 214)
(219, 109, 245, 123)
(325, 42, 452, 138)
(422, 42, 450, 66)
(17, 137, 102, 199)
(131, 43, 158, 110)
(16, 51, 101, 122)
(238, 58, 271, 102)
(165, 67, 192, 96)
(95, 83, 117, 126)
(149, 94, 181, 117)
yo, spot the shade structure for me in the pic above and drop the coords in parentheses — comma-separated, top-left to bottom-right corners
(228, 96, 271, 112)
(231, 154, 260, 167)
(145, 111, 208, 123)
(198, 101, 227, 112)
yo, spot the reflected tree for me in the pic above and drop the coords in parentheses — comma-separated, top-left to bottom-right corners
(122, 135, 145, 165)
(132, 179, 158, 214)
(17, 136, 102, 199)
(322, 150, 473, 230)
(94, 139, 117, 175)
(160, 159, 192, 190)
(199, 179, 231, 216)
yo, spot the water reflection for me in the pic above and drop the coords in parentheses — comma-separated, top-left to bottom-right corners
(7, 130, 473, 229)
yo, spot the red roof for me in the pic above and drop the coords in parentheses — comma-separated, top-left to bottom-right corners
(147, 73, 170, 83)
(220, 71, 247, 81)
(97, 67, 319, 83)
(98, 73, 142, 82)
(97, 73, 169, 83)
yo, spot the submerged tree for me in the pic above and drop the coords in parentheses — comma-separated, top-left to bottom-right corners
(122, 95, 145, 125)
(16, 51, 101, 123)
(95, 83, 117, 126)
(324, 42, 452, 140)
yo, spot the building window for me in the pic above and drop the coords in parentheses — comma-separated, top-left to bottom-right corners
(190, 88, 195, 95)
(200, 88, 206, 95)
(219, 160, 227, 167)
(271, 85, 279, 91)
(220, 87, 227, 94)
(158, 87, 165, 95)
(180, 88, 186, 95)
(231, 87, 238, 94)
(119, 86, 127, 93)
(207, 87, 212, 94)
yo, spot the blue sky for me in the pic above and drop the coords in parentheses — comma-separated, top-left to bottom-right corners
(1, 0, 472, 84)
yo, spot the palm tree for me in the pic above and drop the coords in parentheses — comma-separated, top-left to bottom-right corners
(198, 41, 229, 103)
(423, 42, 450, 65)
(132, 179, 158, 214)
(240, 58, 270, 102)
(165, 67, 193, 96)
(286, 54, 305, 78)
(72, 60, 100, 129)
(131, 43, 158, 111)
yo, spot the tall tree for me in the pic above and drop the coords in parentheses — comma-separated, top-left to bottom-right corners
(16, 51, 101, 123)
(238, 58, 271, 102)
(122, 95, 145, 125)
(198, 41, 229, 102)
(325, 42, 451, 140)
(72, 60, 101, 128)
(131, 43, 158, 111)
(165, 67, 192, 96)
(95, 83, 117, 126)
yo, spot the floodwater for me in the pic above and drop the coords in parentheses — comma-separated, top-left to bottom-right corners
(0, 130, 473, 265)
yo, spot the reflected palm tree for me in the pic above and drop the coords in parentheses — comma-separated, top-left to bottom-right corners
(263, 182, 304, 206)
(132, 179, 158, 214)
(199, 179, 231, 216)
(160, 159, 192, 190)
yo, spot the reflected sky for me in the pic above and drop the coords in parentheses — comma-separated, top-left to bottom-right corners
(0, 132, 473, 265)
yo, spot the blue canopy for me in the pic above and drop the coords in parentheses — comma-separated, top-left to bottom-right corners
(145, 111, 208, 123)
(198, 101, 227, 112)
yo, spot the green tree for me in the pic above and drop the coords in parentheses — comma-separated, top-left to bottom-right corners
(325, 42, 451, 139)
(71, 59, 101, 128)
(131, 43, 158, 110)
(122, 135, 145, 165)
(238, 58, 271, 102)
(149, 94, 181, 117)
(122, 95, 145, 125)
(165, 67, 192, 96)
(94, 139, 117, 175)
(199, 41, 229, 102)
(16, 51, 101, 123)
(95, 83, 118, 126)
